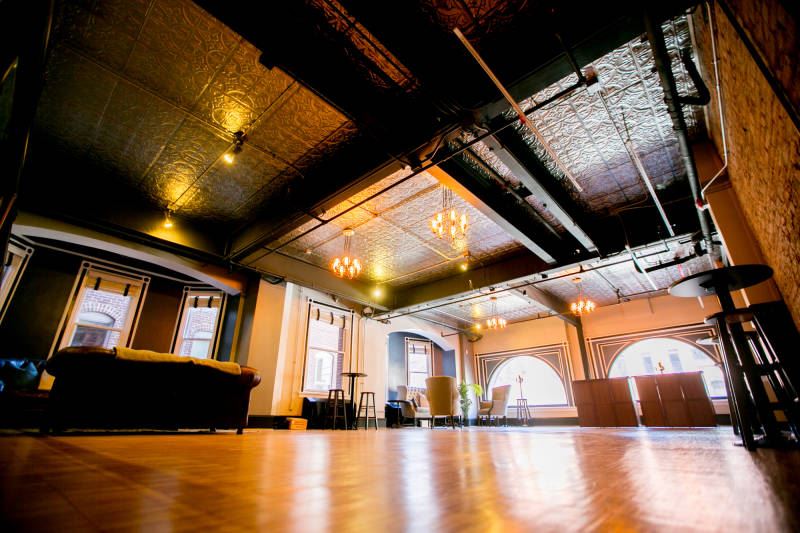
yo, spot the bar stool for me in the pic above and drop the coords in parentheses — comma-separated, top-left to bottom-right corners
(357, 391, 378, 430)
(516, 398, 532, 426)
(727, 310, 800, 442)
(326, 389, 348, 430)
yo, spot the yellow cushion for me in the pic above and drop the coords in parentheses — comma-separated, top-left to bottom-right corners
(114, 347, 241, 375)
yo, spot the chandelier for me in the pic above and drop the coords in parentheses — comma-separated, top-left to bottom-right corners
(430, 186, 467, 241)
(331, 228, 362, 279)
(570, 277, 596, 315)
(485, 296, 507, 329)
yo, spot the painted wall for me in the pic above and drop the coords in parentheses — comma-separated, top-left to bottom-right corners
(0, 242, 237, 364)
(470, 294, 728, 417)
(386, 331, 456, 400)
(244, 280, 462, 418)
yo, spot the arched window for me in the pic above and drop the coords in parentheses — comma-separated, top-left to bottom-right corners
(488, 356, 567, 406)
(608, 338, 726, 398)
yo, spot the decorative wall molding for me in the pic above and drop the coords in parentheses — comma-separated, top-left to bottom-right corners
(587, 323, 721, 378)
(475, 343, 574, 406)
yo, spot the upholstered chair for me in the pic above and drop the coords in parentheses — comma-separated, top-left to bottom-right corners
(424, 376, 459, 429)
(478, 384, 512, 426)
(396, 385, 431, 426)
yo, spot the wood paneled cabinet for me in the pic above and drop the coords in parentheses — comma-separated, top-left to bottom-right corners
(573, 377, 638, 427)
(634, 372, 717, 427)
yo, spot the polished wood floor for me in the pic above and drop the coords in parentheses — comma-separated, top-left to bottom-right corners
(1, 427, 798, 532)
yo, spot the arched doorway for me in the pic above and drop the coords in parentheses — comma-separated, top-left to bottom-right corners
(608, 338, 726, 398)
(488, 355, 568, 406)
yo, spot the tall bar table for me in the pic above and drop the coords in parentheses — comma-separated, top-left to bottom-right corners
(341, 372, 367, 429)
(669, 264, 779, 449)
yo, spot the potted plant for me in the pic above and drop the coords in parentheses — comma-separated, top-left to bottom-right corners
(457, 381, 483, 426)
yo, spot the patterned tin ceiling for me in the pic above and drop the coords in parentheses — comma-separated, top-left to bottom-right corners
(32, 0, 357, 224)
(264, 167, 524, 288)
(463, 16, 702, 220)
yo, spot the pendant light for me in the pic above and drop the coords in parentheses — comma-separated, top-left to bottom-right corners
(330, 228, 362, 279)
(430, 185, 467, 241)
(570, 277, 596, 315)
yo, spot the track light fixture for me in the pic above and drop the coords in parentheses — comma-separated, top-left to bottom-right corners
(223, 131, 246, 164)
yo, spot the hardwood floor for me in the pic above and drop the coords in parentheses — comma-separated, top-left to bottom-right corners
(1, 427, 798, 532)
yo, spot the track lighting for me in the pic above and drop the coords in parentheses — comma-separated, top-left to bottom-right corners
(223, 131, 246, 164)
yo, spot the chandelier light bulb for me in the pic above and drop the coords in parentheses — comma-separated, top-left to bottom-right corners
(485, 297, 507, 330)
(570, 277, 596, 315)
(431, 186, 468, 242)
(331, 229, 362, 279)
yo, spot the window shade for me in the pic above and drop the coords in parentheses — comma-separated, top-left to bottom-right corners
(84, 273, 142, 298)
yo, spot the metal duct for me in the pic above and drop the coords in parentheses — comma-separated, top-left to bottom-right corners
(644, 12, 717, 263)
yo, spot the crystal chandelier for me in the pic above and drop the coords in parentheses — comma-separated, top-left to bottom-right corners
(430, 186, 467, 241)
(485, 297, 507, 330)
(570, 277, 596, 315)
(331, 228, 362, 279)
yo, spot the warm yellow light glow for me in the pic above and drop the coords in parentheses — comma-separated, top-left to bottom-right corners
(223, 152, 235, 164)
(431, 186, 468, 242)
(163, 211, 174, 229)
(372, 287, 383, 298)
(460, 262, 468, 271)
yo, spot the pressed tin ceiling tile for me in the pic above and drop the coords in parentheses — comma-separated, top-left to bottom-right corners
(124, 0, 241, 108)
(88, 81, 185, 185)
(35, 45, 119, 151)
(473, 16, 701, 219)
(140, 118, 229, 207)
(52, 0, 149, 71)
(275, 165, 525, 287)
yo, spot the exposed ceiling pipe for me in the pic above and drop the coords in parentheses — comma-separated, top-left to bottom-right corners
(374, 235, 688, 320)
(597, 92, 676, 237)
(699, 0, 729, 200)
(453, 27, 584, 193)
(552, 34, 675, 240)
(644, 11, 717, 265)
(626, 244, 660, 291)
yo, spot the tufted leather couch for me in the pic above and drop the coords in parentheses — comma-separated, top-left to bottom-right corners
(44, 347, 261, 433)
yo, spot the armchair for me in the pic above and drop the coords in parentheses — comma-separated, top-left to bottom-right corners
(395, 385, 431, 426)
(478, 384, 511, 426)
(425, 376, 459, 429)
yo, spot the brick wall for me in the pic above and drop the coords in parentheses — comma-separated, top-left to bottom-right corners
(692, 2, 800, 329)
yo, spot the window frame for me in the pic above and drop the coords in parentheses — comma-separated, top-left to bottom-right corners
(0, 240, 33, 324)
(170, 287, 226, 359)
(405, 337, 433, 389)
(56, 263, 149, 352)
(301, 301, 353, 395)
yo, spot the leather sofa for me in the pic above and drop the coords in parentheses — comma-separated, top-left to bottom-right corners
(44, 347, 261, 433)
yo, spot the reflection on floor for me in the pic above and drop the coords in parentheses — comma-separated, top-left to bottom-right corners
(1, 427, 798, 532)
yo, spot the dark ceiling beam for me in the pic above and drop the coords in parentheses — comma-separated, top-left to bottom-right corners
(228, 140, 401, 262)
(431, 154, 591, 265)
(245, 250, 388, 310)
(428, 165, 558, 264)
(488, 125, 604, 248)
(388, 250, 548, 312)
(481, 135, 598, 253)
(513, 286, 578, 327)
(473, 1, 700, 122)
